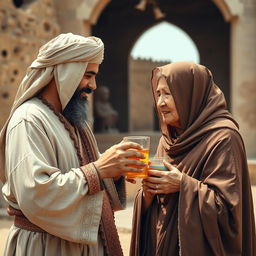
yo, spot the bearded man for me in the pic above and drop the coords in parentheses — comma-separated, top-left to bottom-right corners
(0, 33, 145, 256)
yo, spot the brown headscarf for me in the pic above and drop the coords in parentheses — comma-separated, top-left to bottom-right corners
(130, 62, 256, 255)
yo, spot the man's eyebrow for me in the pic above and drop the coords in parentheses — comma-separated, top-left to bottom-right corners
(85, 71, 98, 75)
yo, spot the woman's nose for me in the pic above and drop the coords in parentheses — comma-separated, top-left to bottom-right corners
(157, 96, 165, 107)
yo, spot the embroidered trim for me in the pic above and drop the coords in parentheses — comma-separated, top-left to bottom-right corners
(92, 162, 105, 190)
(100, 191, 123, 256)
(80, 163, 102, 195)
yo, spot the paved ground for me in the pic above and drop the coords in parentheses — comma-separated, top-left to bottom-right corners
(0, 203, 134, 256)
(1, 186, 256, 256)
(0, 219, 11, 256)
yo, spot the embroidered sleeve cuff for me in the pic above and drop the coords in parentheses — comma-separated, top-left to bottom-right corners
(80, 163, 104, 195)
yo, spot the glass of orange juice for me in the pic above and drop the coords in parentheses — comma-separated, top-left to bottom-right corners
(123, 136, 150, 178)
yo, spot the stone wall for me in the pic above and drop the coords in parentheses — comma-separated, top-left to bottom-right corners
(0, 0, 60, 129)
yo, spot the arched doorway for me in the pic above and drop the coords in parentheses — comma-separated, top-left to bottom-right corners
(92, 0, 230, 132)
(129, 21, 200, 131)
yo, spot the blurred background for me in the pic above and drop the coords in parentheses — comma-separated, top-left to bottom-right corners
(0, 0, 255, 254)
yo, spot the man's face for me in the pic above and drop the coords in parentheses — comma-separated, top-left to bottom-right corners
(78, 63, 99, 97)
(63, 63, 99, 127)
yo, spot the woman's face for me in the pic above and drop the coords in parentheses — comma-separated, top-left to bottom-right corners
(156, 77, 180, 128)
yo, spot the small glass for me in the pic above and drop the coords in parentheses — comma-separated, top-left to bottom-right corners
(123, 136, 150, 178)
(149, 157, 168, 171)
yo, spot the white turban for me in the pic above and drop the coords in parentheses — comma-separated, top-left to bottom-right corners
(0, 33, 104, 182)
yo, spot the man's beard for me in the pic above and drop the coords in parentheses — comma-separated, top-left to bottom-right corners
(63, 88, 91, 127)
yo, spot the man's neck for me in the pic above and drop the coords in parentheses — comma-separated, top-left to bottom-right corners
(40, 79, 62, 113)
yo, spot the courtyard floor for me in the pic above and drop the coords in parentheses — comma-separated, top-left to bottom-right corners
(1, 186, 256, 256)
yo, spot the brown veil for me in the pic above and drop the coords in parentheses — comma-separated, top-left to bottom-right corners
(151, 62, 239, 155)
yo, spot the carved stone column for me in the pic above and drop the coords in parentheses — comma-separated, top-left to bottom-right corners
(231, 0, 256, 158)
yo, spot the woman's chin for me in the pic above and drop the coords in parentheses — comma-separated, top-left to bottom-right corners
(164, 119, 180, 128)
(163, 117, 173, 126)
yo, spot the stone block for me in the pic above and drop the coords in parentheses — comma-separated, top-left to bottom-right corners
(249, 160, 256, 185)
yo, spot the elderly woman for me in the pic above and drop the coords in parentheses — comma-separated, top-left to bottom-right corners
(130, 62, 256, 255)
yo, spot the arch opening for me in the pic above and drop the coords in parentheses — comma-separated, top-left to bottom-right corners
(130, 21, 200, 63)
(129, 21, 200, 131)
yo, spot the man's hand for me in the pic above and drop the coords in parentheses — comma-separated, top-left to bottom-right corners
(93, 141, 146, 179)
(126, 178, 136, 184)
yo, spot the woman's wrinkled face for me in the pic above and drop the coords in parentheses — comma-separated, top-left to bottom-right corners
(156, 77, 180, 128)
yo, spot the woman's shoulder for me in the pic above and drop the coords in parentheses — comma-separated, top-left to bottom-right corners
(207, 127, 244, 150)
(208, 126, 241, 140)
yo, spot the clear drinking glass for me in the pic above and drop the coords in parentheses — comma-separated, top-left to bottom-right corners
(123, 136, 150, 178)
(149, 157, 168, 171)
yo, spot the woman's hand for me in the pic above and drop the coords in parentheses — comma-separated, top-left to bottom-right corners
(94, 141, 146, 179)
(143, 160, 183, 194)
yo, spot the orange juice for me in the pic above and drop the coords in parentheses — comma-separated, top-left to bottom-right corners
(125, 149, 149, 178)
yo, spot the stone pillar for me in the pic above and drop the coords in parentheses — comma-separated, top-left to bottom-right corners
(231, 0, 256, 158)
(53, 0, 86, 35)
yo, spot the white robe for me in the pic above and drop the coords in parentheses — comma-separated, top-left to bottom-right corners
(2, 98, 125, 256)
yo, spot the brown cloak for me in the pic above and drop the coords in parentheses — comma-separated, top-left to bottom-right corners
(130, 62, 256, 256)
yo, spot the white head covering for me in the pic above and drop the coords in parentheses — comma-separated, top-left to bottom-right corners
(0, 33, 104, 182)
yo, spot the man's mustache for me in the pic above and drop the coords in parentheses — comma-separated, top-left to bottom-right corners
(77, 87, 92, 96)
(70, 87, 92, 102)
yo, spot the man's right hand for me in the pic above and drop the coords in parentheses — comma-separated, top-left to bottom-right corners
(93, 141, 146, 179)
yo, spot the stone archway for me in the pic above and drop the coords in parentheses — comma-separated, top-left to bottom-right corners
(53, 0, 110, 35)
(212, 0, 243, 21)
(87, 0, 256, 159)
(86, 0, 244, 26)
(90, 0, 231, 131)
